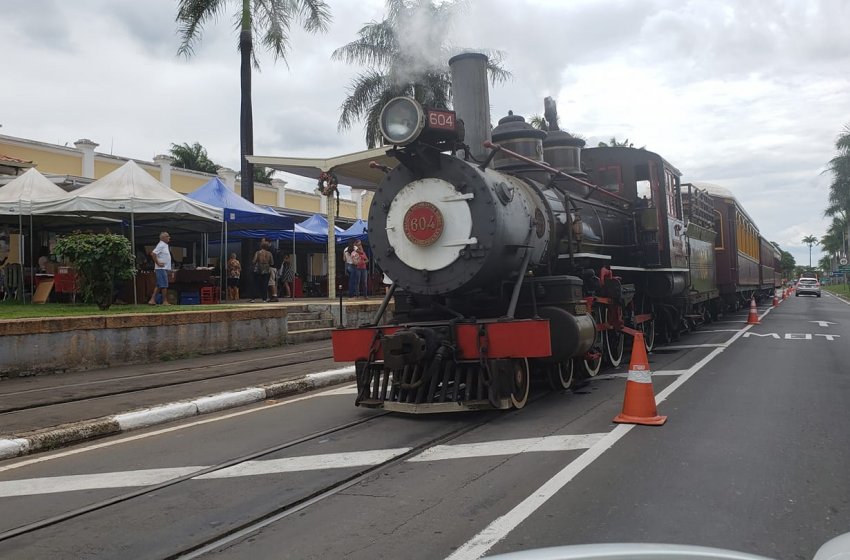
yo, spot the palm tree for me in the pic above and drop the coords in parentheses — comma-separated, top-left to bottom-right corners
(598, 137, 633, 148)
(253, 166, 275, 184)
(168, 142, 219, 174)
(597, 137, 646, 149)
(176, 0, 331, 202)
(802, 234, 819, 268)
(823, 124, 850, 261)
(333, 0, 510, 148)
(237, 166, 276, 184)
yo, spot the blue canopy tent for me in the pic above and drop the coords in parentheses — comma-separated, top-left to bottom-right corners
(229, 213, 345, 243)
(339, 219, 368, 243)
(187, 178, 296, 297)
(187, 178, 295, 229)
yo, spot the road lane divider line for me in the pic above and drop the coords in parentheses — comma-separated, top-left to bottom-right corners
(825, 292, 850, 306)
(656, 343, 727, 349)
(594, 370, 686, 380)
(408, 434, 606, 462)
(446, 306, 774, 560)
(0, 367, 357, 469)
(0, 434, 606, 496)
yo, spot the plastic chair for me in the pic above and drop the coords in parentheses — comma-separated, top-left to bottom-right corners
(54, 267, 78, 303)
(3, 263, 23, 301)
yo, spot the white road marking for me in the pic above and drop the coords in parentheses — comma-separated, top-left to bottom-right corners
(0, 434, 604, 497)
(593, 370, 686, 380)
(445, 305, 771, 560)
(0, 467, 201, 497)
(197, 449, 411, 479)
(688, 329, 742, 333)
(825, 292, 850, 306)
(656, 343, 728, 349)
(0, 368, 357, 474)
(809, 321, 837, 327)
(320, 384, 358, 396)
(408, 434, 605, 462)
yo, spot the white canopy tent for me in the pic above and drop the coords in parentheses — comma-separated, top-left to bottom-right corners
(34, 160, 224, 303)
(0, 168, 73, 301)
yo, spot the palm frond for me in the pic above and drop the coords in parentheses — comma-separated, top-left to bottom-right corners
(338, 71, 389, 132)
(331, 21, 398, 68)
(297, 0, 332, 33)
(176, 0, 228, 57)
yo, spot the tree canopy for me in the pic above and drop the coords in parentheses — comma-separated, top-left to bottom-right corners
(169, 142, 219, 174)
(597, 137, 645, 149)
(176, 0, 331, 201)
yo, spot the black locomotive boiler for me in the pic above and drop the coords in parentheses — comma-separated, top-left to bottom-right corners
(332, 53, 778, 413)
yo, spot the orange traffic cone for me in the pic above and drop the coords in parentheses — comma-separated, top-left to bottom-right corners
(613, 332, 667, 426)
(747, 297, 760, 325)
(772, 292, 779, 307)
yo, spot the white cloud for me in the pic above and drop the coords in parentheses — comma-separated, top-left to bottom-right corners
(1, 0, 848, 264)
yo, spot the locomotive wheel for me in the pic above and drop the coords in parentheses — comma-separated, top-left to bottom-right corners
(546, 359, 574, 391)
(602, 308, 625, 368)
(510, 358, 530, 409)
(637, 300, 656, 353)
(583, 307, 604, 378)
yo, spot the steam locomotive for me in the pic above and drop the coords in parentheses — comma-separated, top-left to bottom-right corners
(331, 53, 782, 413)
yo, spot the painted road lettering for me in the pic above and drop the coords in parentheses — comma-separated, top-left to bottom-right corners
(743, 333, 840, 341)
(809, 321, 837, 327)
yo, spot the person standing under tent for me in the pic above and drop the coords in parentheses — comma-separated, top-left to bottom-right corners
(250, 241, 274, 303)
(268, 266, 279, 302)
(353, 239, 369, 299)
(280, 254, 294, 298)
(227, 253, 241, 301)
(343, 240, 356, 298)
(148, 232, 172, 305)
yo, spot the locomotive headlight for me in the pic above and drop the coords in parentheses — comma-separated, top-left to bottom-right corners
(380, 97, 425, 146)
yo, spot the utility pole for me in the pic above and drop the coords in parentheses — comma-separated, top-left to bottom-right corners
(320, 171, 338, 300)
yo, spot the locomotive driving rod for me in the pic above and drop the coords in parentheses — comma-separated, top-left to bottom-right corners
(481, 141, 633, 206)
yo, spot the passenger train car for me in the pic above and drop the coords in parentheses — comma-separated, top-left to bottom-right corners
(331, 53, 784, 413)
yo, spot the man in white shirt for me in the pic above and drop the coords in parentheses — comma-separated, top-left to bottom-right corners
(148, 232, 172, 305)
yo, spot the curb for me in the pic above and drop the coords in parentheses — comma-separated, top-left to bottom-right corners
(0, 366, 356, 461)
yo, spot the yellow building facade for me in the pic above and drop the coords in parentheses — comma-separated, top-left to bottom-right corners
(0, 134, 371, 221)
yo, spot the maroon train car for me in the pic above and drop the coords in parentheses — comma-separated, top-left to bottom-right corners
(695, 183, 761, 310)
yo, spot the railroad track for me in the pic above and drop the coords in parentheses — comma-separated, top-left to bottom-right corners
(0, 396, 547, 556)
(0, 347, 334, 416)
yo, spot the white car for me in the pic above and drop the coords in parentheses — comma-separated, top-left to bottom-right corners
(796, 278, 822, 297)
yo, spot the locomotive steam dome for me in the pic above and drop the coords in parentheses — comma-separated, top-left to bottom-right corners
(369, 152, 552, 296)
(491, 111, 546, 170)
(542, 129, 585, 175)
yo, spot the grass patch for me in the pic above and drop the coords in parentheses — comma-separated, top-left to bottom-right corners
(0, 302, 238, 319)
(824, 284, 850, 296)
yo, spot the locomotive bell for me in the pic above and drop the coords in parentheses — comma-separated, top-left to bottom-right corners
(543, 129, 586, 175)
(491, 111, 546, 170)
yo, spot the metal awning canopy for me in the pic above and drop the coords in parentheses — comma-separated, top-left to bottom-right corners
(248, 147, 398, 190)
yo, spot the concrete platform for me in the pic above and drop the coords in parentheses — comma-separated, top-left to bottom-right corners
(0, 297, 390, 378)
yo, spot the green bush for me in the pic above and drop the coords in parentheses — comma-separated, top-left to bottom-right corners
(54, 232, 135, 310)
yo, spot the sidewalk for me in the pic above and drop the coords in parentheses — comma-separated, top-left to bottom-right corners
(0, 339, 355, 460)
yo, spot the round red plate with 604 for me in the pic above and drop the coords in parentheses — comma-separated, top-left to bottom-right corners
(403, 202, 444, 246)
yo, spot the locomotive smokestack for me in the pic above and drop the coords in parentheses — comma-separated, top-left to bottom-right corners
(449, 52, 491, 163)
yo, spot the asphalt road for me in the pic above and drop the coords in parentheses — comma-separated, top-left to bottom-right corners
(0, 294, 848, 560)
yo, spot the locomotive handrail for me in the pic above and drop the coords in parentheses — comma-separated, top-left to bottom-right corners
(481, 141, 634, 206)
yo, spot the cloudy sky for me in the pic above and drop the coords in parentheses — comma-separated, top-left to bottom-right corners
(2, 0, 848, 265)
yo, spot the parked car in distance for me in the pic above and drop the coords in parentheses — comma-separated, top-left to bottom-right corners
(796, 278, 821, 297)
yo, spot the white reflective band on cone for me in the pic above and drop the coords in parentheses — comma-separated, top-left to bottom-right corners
(627, 369, 652, 384)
